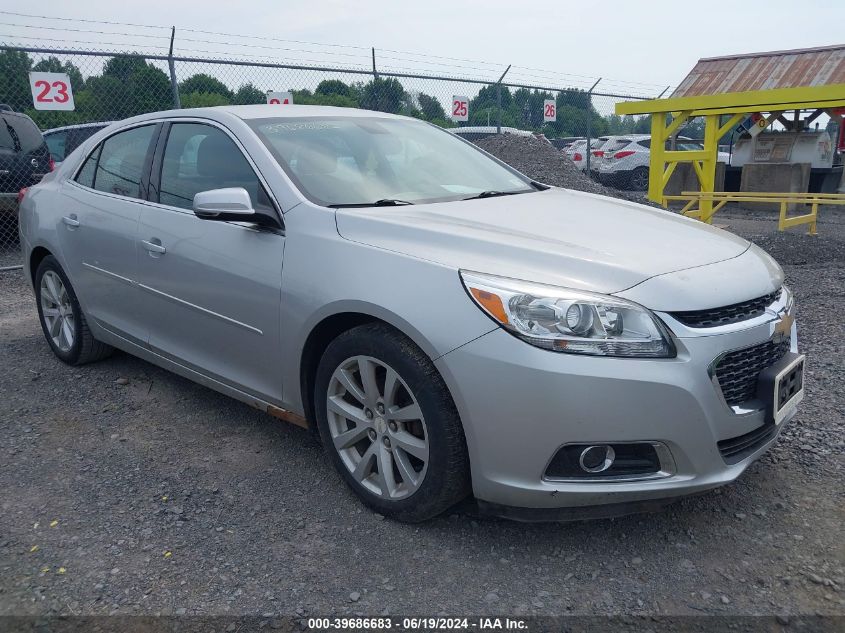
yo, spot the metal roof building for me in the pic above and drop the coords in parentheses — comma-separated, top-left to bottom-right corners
(672, 45, 845, 97)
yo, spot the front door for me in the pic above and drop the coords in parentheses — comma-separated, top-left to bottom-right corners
(135, 121, 286, 402)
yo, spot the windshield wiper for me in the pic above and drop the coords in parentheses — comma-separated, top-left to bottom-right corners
(328, 199, 415, 208)
(462, 190, 525, 201)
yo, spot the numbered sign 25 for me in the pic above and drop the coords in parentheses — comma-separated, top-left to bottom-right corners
(543, 99, 556, 123)
(451, 95, 469, 122)
(267, 91, 293, 105)
(29, 72, 75, 111)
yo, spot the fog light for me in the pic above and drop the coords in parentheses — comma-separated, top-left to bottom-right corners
(579, 445, 615, 473)
(544, 442, 669, 480)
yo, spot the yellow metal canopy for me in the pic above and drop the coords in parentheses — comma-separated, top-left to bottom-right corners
(614, 84, 845, 211)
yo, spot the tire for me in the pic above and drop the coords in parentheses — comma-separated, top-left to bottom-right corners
(629, 167, 650, 191)
(314, 323, 471, 522)
(35, 255, 113, 365)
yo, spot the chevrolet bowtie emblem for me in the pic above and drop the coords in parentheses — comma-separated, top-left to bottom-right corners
(774, 312, 794, 338)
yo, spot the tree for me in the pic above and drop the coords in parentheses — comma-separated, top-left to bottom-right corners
(32, 57, 84, 92)
(470, 84, 511, 112)
(359, 77, 406, 114)
(0, 49, 33, 112)
(417, 93, 446, 121)
(233, 83, 265, 105)
(179, 73, 232, 100)
(86, 56, 172, 120)
(180, 92, 230, 108)
(316, 79, 352, 99)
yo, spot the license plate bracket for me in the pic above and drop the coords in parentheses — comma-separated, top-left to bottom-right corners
(757, 352, 805, 425)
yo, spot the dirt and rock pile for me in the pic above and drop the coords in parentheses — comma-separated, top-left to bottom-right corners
(474, 133, 654, 206)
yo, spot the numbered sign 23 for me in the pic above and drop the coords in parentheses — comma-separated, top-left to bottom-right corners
(29, 72, 75, 111)
(266, 91, 293, 105)
(451, 95, 469, 122)
(543, 99, 556, 123)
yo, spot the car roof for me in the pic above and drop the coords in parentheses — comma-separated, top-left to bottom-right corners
(117, 105, 418, 128)
(211, 104, 408, 121)
(43, 121, 114, 134)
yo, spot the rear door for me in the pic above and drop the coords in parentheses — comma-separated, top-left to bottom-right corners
(135, 120, 286, 402)
(58, 123, 159, 345)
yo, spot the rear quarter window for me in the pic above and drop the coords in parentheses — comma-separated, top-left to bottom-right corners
(7, 115, 46, 153)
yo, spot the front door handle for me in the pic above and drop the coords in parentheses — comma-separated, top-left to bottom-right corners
(62, 214, 80, 228)
(141, 239, 166, 255)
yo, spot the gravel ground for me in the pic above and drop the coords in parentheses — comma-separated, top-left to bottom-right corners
(0, 151, 843, 622)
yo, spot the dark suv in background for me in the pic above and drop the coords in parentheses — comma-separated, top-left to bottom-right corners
(43, 121, 112, 165)
(1, 106, 51, 222)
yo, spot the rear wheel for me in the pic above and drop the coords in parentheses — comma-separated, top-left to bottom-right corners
(629, 166, 650, 191)
(35, 255, 113, 365)
(314, 323, 470, 522)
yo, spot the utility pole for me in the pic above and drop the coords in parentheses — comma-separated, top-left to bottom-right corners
(496, 65, 511, 134)
(168, 26, 180, 109)
(585, 78, 601, 175)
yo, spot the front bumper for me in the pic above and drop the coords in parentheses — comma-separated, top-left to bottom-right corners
(434, 309, 799, 512)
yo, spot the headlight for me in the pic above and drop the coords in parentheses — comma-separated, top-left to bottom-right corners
(461, 271, 675, 358)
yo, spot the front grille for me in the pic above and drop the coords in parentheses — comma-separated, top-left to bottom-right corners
(671, 289, 782, 328)
(717, 423, 777, 464)
(714, 339, 790, 406)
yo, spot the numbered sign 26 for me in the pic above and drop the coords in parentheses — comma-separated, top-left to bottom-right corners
(543, 99, 556, 123)
(29, 72, 75, 111)
(267, 91, 293, 105)
(451, 95, 469, 122)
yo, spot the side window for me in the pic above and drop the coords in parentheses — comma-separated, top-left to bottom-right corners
(45, 131, 67, 162)
(159, 123, 271, 211)
(93, 125, 155, 199)
(75, 144, 101, 188)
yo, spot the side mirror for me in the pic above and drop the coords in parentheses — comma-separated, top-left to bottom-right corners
(193, 187, 255, 218)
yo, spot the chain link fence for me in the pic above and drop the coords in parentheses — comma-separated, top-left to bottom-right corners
(0, 44, 652, 268)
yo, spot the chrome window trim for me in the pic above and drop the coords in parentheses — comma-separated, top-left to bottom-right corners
(70, 120, 157, 185)
(67, 116, 283, 227)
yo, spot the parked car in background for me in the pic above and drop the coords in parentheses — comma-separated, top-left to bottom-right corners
(449, 126, 534, 142)
(564, 137, 608, 172)
(594, 134, 731, 190)
(0, 106, 52, 216)
(43, 122, 113, 165)
(19, 105, 803, 523)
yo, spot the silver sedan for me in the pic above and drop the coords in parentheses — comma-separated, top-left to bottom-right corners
(18, 105, 804, 522)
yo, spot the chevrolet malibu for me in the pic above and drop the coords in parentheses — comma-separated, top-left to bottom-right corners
(18, 105, 804, 522)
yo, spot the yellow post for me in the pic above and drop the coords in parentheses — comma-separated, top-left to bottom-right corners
(698, 114, 720, 223)
(648, 114, 665, 205)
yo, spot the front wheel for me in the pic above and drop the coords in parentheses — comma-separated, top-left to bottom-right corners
(314, 323, 470, 522)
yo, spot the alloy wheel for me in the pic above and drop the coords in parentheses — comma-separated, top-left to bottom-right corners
(631, 169, 650, 191)
(40, 270, 75, 353)
(326, 355, 429, 500)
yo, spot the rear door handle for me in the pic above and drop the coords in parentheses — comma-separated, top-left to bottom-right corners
(141, 239, 166, 255)
(62, 215, 80, 228)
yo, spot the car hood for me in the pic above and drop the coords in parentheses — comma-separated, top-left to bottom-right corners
(335, 188, 750, 295)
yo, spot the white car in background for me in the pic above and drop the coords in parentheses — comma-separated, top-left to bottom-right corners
(564, 137, 608, 171)
(594, 134, 731, 190)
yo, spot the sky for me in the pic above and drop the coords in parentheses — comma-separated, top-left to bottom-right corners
(3, 0, 844, 97)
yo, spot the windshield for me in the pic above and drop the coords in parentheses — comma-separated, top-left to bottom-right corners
(248, 116, 535, 206)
